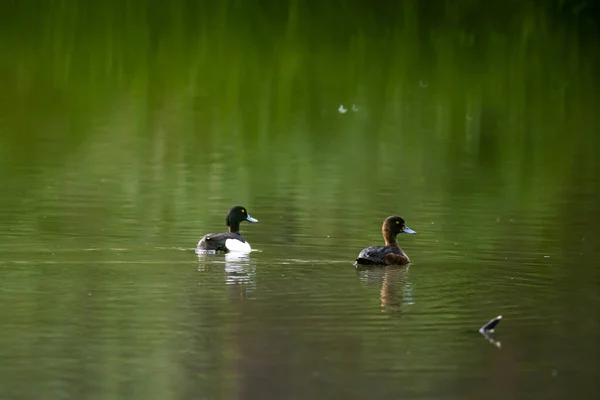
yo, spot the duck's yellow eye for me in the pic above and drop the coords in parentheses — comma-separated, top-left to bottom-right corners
(396, 221, 400, 224)
(241, 209, 245, 213)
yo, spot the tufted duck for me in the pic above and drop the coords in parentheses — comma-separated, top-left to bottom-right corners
(196, 206, 258, 254)
(354, 216, 416, 265)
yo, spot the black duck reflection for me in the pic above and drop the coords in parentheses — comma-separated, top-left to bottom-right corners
(196, 252, 257, 295)
(223, 252, 256, 288)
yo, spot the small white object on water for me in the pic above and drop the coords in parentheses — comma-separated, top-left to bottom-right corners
(196, 249, 216, 255)
(479, 315, 503, 349)
(480, 315, 503, 333)
(338, 105, 348, 113)
(544, 255, 551, 258)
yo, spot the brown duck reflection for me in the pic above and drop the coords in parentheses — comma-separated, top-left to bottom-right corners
(356, 264, 413, 311)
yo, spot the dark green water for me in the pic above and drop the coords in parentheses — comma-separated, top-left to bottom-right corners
(1, 2, 599, 399)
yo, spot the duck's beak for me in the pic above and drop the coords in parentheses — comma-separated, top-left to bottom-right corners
(403, 226, 416, 234)
(246, 215, 258, 223)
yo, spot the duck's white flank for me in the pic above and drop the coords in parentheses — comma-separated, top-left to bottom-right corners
(225, 238, 252, 253)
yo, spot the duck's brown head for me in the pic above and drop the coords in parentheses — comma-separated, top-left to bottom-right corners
(382, 216, 416, 245)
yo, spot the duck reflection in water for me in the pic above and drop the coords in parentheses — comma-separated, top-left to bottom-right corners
(356, 264, 413, 312)
(196, 252, 257, 296)
(223, 252, 256, 287)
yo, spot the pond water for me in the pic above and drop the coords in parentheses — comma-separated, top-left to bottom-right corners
(1, 2, 599, 400)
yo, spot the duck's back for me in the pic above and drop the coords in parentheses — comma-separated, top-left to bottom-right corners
(196, 232, 249, 254)
(355, 245, 409, 265)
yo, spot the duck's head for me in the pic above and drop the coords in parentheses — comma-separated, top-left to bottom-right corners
(226, 205, 258, 232)
(383, 216, 416, 237)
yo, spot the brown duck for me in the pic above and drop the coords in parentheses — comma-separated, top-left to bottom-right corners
(355, 216, 416, 265)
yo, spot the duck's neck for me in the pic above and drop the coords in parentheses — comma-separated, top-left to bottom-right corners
(383, 228, 399, 247)
(228, 222, 240, 233)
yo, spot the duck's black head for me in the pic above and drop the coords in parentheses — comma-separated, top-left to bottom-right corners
(226, 206, 258, 233)
(382, 216, 416, 243)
